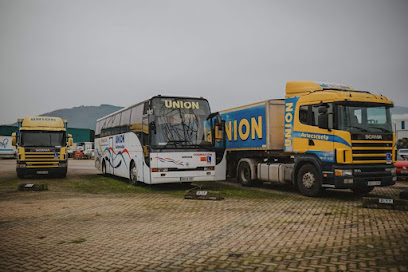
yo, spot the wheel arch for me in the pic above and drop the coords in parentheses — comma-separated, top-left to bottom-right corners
(237, 158, 259, 181)
(293, 155, 322, 188)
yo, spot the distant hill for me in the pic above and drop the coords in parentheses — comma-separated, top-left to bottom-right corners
(31, 104, 123, 130)
(9, 104, 408, 130)
(391, 106, 408, 116)
(44, 104, 123, 130)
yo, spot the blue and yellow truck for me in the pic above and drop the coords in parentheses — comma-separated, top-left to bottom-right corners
(12, 116, 73, 178)
(213, 81, 397, 196)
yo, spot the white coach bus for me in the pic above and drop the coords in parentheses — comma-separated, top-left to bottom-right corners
(95, 95, 224, 185)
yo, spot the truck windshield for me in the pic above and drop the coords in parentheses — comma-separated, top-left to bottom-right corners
(151, 98, 211, 149)
(337, 104, 392, 133)
(21, 131, 66, 147)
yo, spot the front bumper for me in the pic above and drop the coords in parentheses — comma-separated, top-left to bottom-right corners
(150, 170, 215, 184)
(323, 164, 396, 189)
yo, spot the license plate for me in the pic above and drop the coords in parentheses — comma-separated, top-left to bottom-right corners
(37, 171, 48, 175)
(367, 181, 381, 186)
(196, 191, 208, 196)
(180, 177, 193, 181)
(379, 198, 394, 204)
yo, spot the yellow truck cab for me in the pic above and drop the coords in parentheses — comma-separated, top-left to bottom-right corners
(213, 81, 396, 197)
(284, 81, 396, 195)
(12, 116, 73, 178)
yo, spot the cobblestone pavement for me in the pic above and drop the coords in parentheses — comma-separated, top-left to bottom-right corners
(0, 160, 407, 271)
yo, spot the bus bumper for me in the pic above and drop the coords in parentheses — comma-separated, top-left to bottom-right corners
(151, 170, 215, 184)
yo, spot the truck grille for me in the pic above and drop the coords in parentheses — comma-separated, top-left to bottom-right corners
(25, 152, 59, 168)
(351, 141, 393, 164)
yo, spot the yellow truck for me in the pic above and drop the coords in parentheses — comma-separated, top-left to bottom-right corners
(12, 116, 73, 178)
(213, 81, 397, 196)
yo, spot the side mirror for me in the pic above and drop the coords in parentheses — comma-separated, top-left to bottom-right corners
(318, 105, 328, 114)
(149, 121, 156, 134)
(317, 105, 329, 129)
(318, 114, 328, 129)
(11, 132, 16, 146)
(67, 134, 73, 146)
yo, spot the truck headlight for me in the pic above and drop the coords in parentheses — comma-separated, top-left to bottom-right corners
(335, 169, 352, 176)
(385, 168, 396, 175)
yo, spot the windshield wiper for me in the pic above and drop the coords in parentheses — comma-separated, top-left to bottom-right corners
(369, 126, 391, 133)
(348, 126, 368, 132)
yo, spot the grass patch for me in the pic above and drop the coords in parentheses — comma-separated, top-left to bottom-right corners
(70, 237, 86, 244)
(0, 172, 295, 200)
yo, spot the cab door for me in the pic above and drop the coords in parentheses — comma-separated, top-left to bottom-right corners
(293, 103, 335, 163)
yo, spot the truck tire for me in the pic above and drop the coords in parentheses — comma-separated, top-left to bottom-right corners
(297, 164, 322, 197)
(238, 161, 260, 187)
(351, 187, 374, 196)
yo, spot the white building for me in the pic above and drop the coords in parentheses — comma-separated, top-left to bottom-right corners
(392, 114, 408, 141)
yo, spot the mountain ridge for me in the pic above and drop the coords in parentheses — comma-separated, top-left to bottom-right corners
(8, 104, 408, 130)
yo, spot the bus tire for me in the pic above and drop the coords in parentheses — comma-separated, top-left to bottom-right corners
(351, 187, 374, 196)
(129, 161, 139, 186)
(297, 164, 322, 197)
(238, 161, 260, 187)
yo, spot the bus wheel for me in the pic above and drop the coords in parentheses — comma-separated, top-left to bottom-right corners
(351, 187, 374, 196)
(238, 162, 260, 186)
(297, 164, 322, 197)
(129, 162, 138, 186)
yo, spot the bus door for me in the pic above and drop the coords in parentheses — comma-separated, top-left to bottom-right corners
(142, 115, 149, 182)
(107, 136, 114, 175)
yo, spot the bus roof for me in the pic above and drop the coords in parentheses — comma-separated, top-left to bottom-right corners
(96, 95, 209, 122)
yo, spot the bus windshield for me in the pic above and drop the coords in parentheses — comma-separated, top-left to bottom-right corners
(151, 97, 211, 149)
(337, 103, 393, 133)
(21, 131, 66, 147)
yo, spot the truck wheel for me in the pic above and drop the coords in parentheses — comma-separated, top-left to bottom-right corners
(238, 161, 260, 186)
(129, 162, 139, 186)
(351, 187, 374, 196)
(297, 164, 322, 197)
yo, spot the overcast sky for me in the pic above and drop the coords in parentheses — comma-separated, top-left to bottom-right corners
(0, 0, 407, 125)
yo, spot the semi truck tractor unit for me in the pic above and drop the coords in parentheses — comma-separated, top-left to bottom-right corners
(214, 81, 396, 197)
(12, 116, 73, 178)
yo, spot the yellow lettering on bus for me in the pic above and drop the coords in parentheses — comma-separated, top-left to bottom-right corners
(239, 118, 250, 141)
(173, 101, 180, 108)
(192, 102, 199, 109)
(164, 100, 200, 109)
(165, 100, 172, 108)
(251, 116, 262, 140)
(184, 102, 191, 109)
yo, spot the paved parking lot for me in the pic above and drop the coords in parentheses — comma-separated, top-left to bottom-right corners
(0, 160, 407, 271)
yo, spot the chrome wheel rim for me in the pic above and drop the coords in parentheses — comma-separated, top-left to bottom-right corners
(302, 172, 315, 189)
